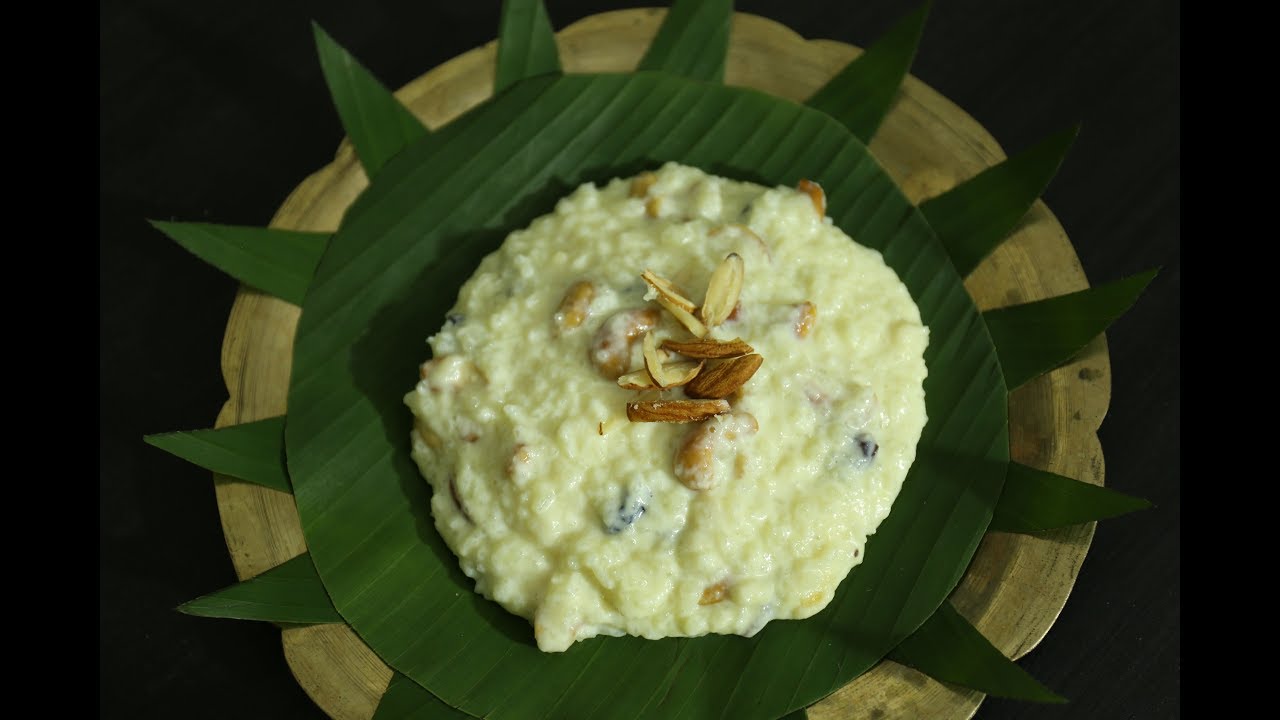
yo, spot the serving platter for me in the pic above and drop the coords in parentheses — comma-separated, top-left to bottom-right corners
(207, 9, 1110, 719)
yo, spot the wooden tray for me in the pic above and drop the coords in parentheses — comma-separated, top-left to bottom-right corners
(210, 9, 1110, 719)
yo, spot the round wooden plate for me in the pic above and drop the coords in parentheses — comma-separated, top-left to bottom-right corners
(210, 9, 1110, 719)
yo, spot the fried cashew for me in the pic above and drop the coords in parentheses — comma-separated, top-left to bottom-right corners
(589, 308, 661, 380)
(673, 411, 758, 491)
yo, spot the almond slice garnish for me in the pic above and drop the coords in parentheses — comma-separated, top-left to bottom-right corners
(684, 354, 763, 400)
(641, 269, 709, 337)
(660, 337, 754, 359)
(642, 332, 703, 388)
(700, 253, 744, 328)
(657, 361, 703, 388)
(640, 270, 696, 312)
(626, 399, 730, 423)
(662, 300, 708, 337)
(797, 179, 826, 216)
(617, 369, 658, 391)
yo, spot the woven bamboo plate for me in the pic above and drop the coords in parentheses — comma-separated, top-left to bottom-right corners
(208, 9, 1110, 719)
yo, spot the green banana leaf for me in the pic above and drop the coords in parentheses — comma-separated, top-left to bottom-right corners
(149, 222, 327, 306)
(805, 2, 931, 143)
(984, 269, 1158, 389)
(145, 416, 290, 492)
(920, 126, 1078, 277)
(990, 462, 1151, 533)
(284, 69, 1007, 719)
(149, 1, 1160, 716)
(638, 0, 731, 81)
(177, 553, 342, 624)
(373, 672, 473, 720)
(313, 23, 428, 176)
(888, 600, 1065, 703)
(494, 0, 561, 93)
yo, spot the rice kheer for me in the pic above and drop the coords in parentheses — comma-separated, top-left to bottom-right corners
(404, 163, 929, 652)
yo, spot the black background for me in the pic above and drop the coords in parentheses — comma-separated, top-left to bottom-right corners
(100, 1, 1180, 717)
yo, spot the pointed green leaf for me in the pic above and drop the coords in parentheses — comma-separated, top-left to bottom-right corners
(805, 2, 930, 142)
(889, 600, 1066, 704)
(313, 23, 429, 176)
(780, 709, 808, 720)
(374, 672, 474, 720)
(149, 222, 327, 305)
(494, 0, 561, 94)
(145, 417, 291, 493)
(636, 0, 731, 82)
(990, 462, 1151, 533)
(920, 126, 1079, 277)
(984, 269, 1158, 389)
(177, 553, 342, 624)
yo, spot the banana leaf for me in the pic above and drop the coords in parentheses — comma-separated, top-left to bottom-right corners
(990, 462, 1151, 533)
(313, 23, 428, 176)
(888, 600, 1065, 703)
(149, 222, 327, 306)
(805, 2, 930, 143)
(920, 126, 1078, 277)
(373, 672, 473, 720)
(984, 269, 1158, 390)
(177, 553, 342, 624)
(145, 416, 290, 492)
(284, 70, 1007, 720)
(638, 0, 731, 81)
(494, 0, 561, 93)
(149, 1, 1160, 717)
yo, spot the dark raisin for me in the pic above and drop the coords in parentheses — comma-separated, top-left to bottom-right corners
(855, 432, 878, 460)
(605, 491, 647, 534)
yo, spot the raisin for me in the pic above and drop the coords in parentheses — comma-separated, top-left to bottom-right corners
(605, 491, 648, 534)
(855, 432, 878, 460)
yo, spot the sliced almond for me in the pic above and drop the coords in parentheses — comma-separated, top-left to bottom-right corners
(617, 368, 658, 391)
(626, 399, 730, 423)
(660, 337, 754, 359)
(642, 332, 704, 388)
(661, 298, 708, 337)
(684, 354, 763, 399)
(648, 358, 702, 389)
(797, 179, 826, 216)
(641, 331, 663, 380)
(661, 361, 703, 387)
(700, 253, 744, 328)
(794, 301, 817, 338)
(641, 269, 696, 313)
(553, 280, 595, 333)
(641, 270, 709, 337)
(630, 171, 657, 198)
